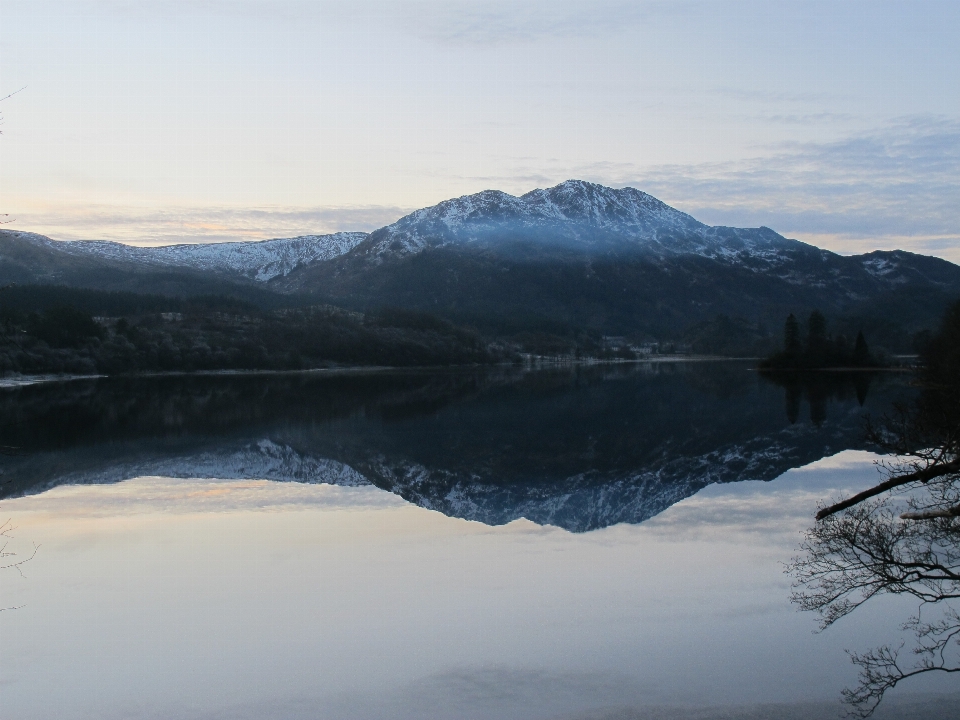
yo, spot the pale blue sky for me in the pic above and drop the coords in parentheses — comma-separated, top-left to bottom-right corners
(1, 0, 958, 259)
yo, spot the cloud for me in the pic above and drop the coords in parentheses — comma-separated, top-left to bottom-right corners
(12, 117, 959, 261)
(582, 116, 960, 260)
(13, 204, 411, 246)
(342, 116, 958, 261)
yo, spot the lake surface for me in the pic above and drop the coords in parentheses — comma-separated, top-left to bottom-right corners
(1, 362, 958, 719)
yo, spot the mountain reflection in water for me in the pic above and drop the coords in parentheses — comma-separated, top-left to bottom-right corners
(0, 362, 909, 531)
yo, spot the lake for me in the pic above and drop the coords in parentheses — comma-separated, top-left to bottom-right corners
(1, 362, 957, 719)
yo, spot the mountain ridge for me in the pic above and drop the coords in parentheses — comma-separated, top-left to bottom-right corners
(4, 180, 958, 290)
(2, 229, 368, 282)
(3, 180, 958, 349)
(347, 180, 831, 273)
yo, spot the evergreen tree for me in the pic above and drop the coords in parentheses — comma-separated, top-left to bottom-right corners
(853, 330, 870, 366)
(784, 313, 802, 354)
(807, 310, 827, 356)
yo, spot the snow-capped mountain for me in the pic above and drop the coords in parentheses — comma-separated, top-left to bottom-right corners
(5, 230, 368, 282)
(359, 180, 805, 265)
(1, 180, 817, 289)
(3, 181, 959, 348)
(264, 182, 960, 344)
(4, 180, 957, 291)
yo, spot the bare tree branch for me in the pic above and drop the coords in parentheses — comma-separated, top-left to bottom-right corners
(817, 461, 960, 520)
(901, 505, 960, 520)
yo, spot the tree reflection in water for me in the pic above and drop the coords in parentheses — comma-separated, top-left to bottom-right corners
(789, 301, 960, 717)
(762, 370, 875, 427)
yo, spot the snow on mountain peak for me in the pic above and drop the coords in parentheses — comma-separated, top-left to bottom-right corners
(5, 181, 807, 282)
(521, 180, 703, 233)
(27, 231, 369, 282)
(363, 180, 759, 259)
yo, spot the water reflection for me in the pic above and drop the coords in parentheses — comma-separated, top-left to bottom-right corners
(760, 370, 877, 426)
(0, 362, 909, 531)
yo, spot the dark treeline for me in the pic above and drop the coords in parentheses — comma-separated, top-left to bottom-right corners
(681, 314, 775, 357)
(760, 310, 882, 370)
(0, 284, 686, 376)
(0, 284, 259, 315)
(0, 287, 505, 375)
(2, 284, 953, 376)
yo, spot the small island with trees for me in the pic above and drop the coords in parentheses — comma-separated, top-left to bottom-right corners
(760, 310, 882, 370)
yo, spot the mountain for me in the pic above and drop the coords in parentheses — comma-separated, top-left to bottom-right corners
(3, 180, 959, 347)
(270, 181, 960, 345)
(0, 229, 367, 281)
(348, 180, 805, 264)
(0, 364, 909, 532)
(0, 229, 366, 298)
(58, 231, 367, 281)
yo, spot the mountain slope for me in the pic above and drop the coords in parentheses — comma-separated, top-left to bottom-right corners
(264, 181, 959, 343)
(0, 229, 367, 284)
(349, 180, 808, 264)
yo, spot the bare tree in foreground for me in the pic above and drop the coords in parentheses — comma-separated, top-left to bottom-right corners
(0, 515, 38, 612)
(0, 87, 25, 227)
(789, 300, 960, 717)
(0, 88, 35, 610)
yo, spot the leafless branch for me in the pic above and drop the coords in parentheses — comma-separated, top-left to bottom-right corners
(817, 461, 960, 520)
(0, 87, 26, 104)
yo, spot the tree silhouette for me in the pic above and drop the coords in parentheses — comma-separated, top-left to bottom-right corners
(0, 87, 25, 226)
(784, 313, 802, 355)
(807, 310, 828, 357)
(853, 331, 871, 367)
(762, 312, 880, 370)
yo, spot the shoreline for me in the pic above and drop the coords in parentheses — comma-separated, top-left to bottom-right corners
(0, 355, 762, 389)
(755, 365, 915, 374)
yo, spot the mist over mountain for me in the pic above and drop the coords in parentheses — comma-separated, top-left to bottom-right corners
(340, 180, 802, 262)
(3, 180, 958, 351)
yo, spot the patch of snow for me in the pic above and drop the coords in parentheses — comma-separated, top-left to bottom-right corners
(364, 180, 800, 267)
(860, 255, 909, 282)
(16, 231, 369, 282)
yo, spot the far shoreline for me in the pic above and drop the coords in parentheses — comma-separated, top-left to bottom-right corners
(0, 354, 776, 389)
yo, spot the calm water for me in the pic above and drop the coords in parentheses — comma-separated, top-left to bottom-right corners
(1, 363, 957, 719)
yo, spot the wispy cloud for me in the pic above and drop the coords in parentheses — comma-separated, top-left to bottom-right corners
(369, 117, 959, 260)
(12, 117, 959, 261)
(586, 116, 960, 260)
(14, 205, 411, 246)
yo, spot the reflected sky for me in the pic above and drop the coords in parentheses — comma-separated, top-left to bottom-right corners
(2, 452, 957, 719)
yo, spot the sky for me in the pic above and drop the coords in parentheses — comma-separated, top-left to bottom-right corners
(1, 0, 958, 260)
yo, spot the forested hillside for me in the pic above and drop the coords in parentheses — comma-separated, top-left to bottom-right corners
(0, 286, 502, 376)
